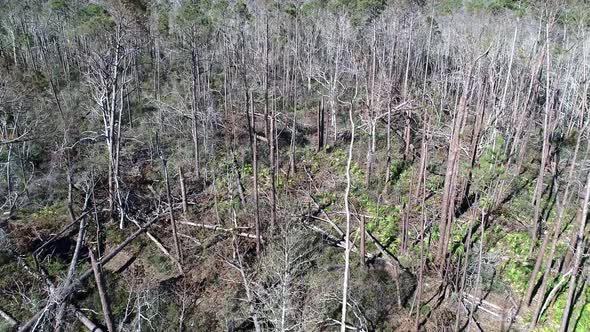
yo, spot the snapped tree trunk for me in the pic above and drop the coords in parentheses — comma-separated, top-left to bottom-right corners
(317, 97, 324, 152)
(163, 159, 183, 266)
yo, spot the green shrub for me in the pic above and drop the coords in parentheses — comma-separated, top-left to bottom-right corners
(492, 232, 532, 293)
(75, 4, 114, 34)
(49, 0, 68, 11)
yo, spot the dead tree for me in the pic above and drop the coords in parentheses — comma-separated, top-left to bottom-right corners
(55, 193, 90, 332)
(190, 26, 201, 179)
(250, 91, 261, 255)
(179, 166, 188, 214)
(317, 97, 325, 152)
(437, 47, 490, 268)
(559, 144, 590, 332)
(529, 103, 587, 328)
(86, 24, 133, 227)
(157, 140, 183, 266)
(89, 249, 115, 332)
(18, 215, 163, 332)
(340, 84, 358, 332)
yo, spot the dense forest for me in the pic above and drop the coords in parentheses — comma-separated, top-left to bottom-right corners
(1, 0, 590, 331)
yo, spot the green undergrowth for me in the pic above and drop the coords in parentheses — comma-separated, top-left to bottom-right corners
(490, 231, 532, 294)
(535, 285, 590, 332)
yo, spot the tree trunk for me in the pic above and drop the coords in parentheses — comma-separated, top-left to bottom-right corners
(414, 120, 429, 332)
(191, 31, 201, 180)
(250, 91, 261, 255)
(163, 159, 183, 266)
(340, 96, 356, 332)
(179, 166, 188, 215)
(559, 151, 590, 332)
(530, 31, 554, 255)
(89, 249, 115, 332)
(529, 104, 585, 328)
(19, 216, 162, 332)
(360, 215, 366, 266)
(385, 102, 392, 183)
(55, 210, 87, 332)
(437, 47, 489, 266)
(317, 97, 324, 152)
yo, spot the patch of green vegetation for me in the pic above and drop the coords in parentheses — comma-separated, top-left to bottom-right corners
(556, 1, 590, 27)
(316, 192, 338, 207)
(217, 196, 239, 218)
(466, 0, 529, 15)
(425, 173, 444, 192)
(16, 32, 33, 48)
(493, 232, 532, 293)
(329, 147, 347, 171)
(0, 256, 21, 290)
(83, 273, 130, 321)
(157, 11, 169, 36)
(147, 252, 176, 274)
(235, 0, 251, 21)
(535, 282, 590, 331)
(396, 165, 415, 202)
(472, 134, 508, 194)
(49, 0, 68, 11)
(177, 0, 229, 33)
(450, 218, 470, 255)
(105, 228, 127, 246)
(435, 0, 463, 15)
(45, 257, 68, 277)
(350, 160, 365, 181)
(327, 0, 387, 24)
(283, 2, 298, 17)
(75, 3, 114, 34)
(500, 181, 534, 226)
(387, 159, 407, 185)
(436, 0, 530, 15)
(31, 202, 67, 222)
(355, 190, 401, 253)
(241, 163, 253, 176)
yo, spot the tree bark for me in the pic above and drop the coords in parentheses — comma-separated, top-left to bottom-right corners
(529, 104, 586, 328)
(89, 249, 115, 332)
(559, 151, 590, 332)
(317, 97, 325, 152)
(18, 216, 162, 332)
(250, 91, 261, 255)
(190, 29, 201, 180)
(163, 159, 183, 265)
(340, 96, 356, 332)
(179, 166, 188, 215)
(360, 215, 366, 266)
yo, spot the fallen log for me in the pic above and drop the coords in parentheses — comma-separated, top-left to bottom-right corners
(302, 219, 406, 272)
(56, 210, 88, 331)
(129, 216, 182, 273)
(33, 211, 90, 256)
(365, 229, 407, 271)
(73, 307, 103, 332)
(179, 220, 262, 242)
(89, 249, 115, 332)
(0, 307, 17, 327)
(18, 215, 162, 332)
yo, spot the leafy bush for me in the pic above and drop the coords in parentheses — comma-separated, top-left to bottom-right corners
(466, 0, 529, 14)
(75, 4, 114, 34)
(492, 232, 532, 293)
(49, 0, 68, 11)
(356, 190, 401, 253)
(177, 0, 228, 33)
